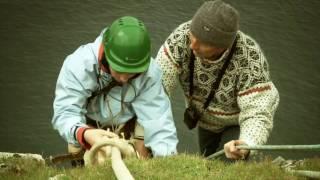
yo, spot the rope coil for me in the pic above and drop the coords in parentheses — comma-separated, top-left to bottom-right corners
(84, 136, 138, 180)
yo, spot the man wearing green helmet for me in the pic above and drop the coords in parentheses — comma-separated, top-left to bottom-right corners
(52, 16, 178, 160)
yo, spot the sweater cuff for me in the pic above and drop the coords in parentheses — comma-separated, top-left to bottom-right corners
(76, 127, 93, 150)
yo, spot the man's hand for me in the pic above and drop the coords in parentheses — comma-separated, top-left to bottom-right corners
(84, 129, 119, 146)
(134, 139, 151, 159)
(224, 140, 249, 160)
(84, 129, 151, 159)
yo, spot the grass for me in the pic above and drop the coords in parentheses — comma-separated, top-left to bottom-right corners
(0, 154, 319, 180)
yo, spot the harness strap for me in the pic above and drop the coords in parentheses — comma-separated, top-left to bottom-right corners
(188, 39, 237, 111)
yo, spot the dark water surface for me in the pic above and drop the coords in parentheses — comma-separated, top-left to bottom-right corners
(0, 0, 319, 159)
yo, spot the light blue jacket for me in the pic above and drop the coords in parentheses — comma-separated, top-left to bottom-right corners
(52, 29, 178, 156)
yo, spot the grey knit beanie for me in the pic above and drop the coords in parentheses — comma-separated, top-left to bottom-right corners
(190, 0, 239, 48)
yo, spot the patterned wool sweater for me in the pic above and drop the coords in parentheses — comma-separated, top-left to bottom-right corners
(155, 21, 279, 146)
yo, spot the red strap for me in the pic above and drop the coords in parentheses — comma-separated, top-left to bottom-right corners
(76, 127, 93, 150)
(98, 43, 108, 73)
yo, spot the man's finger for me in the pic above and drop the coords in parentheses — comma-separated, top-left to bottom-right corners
(101, 131, 119, 138)
(229, 144, 238, 153)
(225, 151, 241, 159)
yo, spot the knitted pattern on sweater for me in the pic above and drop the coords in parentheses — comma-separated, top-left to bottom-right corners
(155, 21, 279, 145)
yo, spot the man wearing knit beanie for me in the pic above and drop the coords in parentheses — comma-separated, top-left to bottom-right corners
(156, 0, 279, 160)
(190, 0, 239, 50)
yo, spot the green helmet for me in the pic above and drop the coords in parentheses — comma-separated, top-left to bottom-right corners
(103, 16, 151, 73)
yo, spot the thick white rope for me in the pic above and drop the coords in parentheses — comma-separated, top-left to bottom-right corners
(111, 146, 134, 180)
(84, 137, 137, 180)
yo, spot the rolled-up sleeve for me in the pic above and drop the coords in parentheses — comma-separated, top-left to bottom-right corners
(132, 63, 178, 156)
